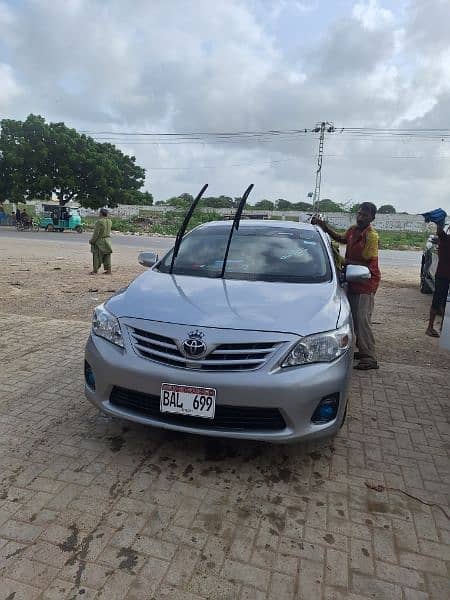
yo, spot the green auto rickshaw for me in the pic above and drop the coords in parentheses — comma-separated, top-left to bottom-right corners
(39, 205, 83, 233)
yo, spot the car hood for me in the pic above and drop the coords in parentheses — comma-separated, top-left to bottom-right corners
(106, 271, 341, 336)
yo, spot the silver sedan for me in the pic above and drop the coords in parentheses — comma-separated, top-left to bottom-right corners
(84, 220, 369, 442)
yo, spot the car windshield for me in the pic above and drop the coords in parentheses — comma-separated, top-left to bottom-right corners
(158, 225, 331, 283)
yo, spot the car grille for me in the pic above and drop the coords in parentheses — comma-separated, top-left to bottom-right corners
(110, 387, 286, 432)
(129, 327, 283, 371)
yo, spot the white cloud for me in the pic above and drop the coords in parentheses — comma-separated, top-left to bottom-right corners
(0, 64, 22, 111)
(295, 1, 318, 13)
(352, 0, 394, 31)
(0, 1, 14, 27)
(0, 0, 449, 211)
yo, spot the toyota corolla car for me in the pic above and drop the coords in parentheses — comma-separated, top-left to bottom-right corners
(84, 220, 370, 443)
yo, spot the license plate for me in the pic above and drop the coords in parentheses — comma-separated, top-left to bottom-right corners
(160, 383, 216, 419)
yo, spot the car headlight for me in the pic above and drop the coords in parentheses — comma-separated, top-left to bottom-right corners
(281, 324, 351, 367)
(92, 304, 124, 348)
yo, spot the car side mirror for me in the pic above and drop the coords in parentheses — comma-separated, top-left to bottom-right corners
(345, 265, 371, 282)
(138, 251, 159, 268)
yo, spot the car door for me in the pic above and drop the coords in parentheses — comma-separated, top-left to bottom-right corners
(429, 224, 449, 281)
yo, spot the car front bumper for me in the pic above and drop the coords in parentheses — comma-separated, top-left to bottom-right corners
(84, 330, 353, 443)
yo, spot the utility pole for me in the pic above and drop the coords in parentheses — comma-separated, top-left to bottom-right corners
(312, 121, 335, 213)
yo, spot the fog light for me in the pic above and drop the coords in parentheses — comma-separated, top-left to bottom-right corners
(311, 394, 339, 424)
(84, 361, 96, 390)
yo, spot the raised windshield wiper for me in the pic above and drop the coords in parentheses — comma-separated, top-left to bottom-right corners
(220, 184, 254, 278)
(169, 183, 208, 274)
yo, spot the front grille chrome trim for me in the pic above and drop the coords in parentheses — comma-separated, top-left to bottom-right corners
(128, 325, 285, 371)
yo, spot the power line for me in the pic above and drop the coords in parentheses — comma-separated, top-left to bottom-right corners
(81, 128, 450, 147)
(80, 126, 450, 136)
(146, 152, 450, 170)
(80, 128, 312, 136)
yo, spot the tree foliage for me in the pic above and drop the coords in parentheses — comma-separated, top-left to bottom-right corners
(292, 201, 313, 211)
(254, 199, 275, 210)
(0, 114, 152, 208)
(201, 195, 234, 208)
(165, 193, 193, 208)
(275, 198, 292, 210)
(316, 199, 345, 212)
(378, 204, 396, 214)
(156, 194, 347, 213)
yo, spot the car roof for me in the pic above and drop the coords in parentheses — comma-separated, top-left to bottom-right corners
(197, 219, 317, 232)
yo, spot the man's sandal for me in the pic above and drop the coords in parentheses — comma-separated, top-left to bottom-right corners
(425, 328, 440, 338)
(354, 361, 379, 371)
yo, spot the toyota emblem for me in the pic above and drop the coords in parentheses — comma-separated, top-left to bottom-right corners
(181, 330, 207, 359)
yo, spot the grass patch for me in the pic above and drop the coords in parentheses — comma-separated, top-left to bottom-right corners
(377, 231, 428, 250)
(334, 229, 428, 250)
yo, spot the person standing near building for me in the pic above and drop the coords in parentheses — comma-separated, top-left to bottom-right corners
(426, 221, 450, 337)
(89, 208, 113, 275)
(312, 202, 381, 370)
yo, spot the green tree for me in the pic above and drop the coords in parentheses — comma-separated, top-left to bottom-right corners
(165, 193, 193, 208)
(316, 199, 345, 212)
(292, 201, 313, 211)
(0, 114, 52, 202)
(201, 195, 234, 208)
(254, 199, 274, 210)
(349, 203, 360, 213)
(378, 204, 396, 214)
(114, 190, 153, 205)
(0, 114, 150, 208)
(275, 199, 292, 210)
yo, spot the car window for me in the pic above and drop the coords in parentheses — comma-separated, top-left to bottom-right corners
(158, 226, 331, 283)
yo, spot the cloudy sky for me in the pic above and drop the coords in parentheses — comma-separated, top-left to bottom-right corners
(1, 0, 450, 211)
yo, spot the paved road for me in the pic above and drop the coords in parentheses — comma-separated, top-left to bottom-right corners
(378, 249, 422, 268)
(0, 227, 174, 253)
(0, 306, 448, 598)
(0, 227, 422, 267)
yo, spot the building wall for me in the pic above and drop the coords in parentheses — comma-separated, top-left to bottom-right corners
(23, 200, 431, 232)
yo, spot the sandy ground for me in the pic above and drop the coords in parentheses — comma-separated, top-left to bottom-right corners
(1, 234, 449, 370)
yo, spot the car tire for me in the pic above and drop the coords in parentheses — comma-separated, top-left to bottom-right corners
(420, 278, 432, 294)
(75, 225, 83, 233)
(46, 224, 55, 232)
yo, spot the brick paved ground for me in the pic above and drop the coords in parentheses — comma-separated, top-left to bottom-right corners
(1, 307, 449, 598)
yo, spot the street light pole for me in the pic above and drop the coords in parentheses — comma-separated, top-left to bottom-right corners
(312, 121, 334, 214)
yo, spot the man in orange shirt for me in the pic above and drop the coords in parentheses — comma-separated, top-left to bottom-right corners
(312, 202, 381, 370)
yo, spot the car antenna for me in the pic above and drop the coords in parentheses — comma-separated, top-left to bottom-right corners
(220, 184, 254, 278)
(169, 184, 208, 274)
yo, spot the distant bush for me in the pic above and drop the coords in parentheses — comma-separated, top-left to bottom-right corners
(83, 210, 223, 235)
